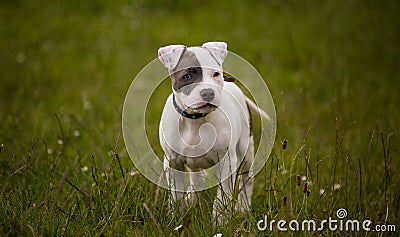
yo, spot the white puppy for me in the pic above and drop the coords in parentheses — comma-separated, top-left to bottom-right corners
(158, 42, 269, 224)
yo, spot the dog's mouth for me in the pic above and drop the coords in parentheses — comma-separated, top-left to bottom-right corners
(191, 102, 217, 110)
(187, 102, 218, 113)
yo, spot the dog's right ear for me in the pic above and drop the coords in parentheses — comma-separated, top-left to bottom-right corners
(158, 45, 186, 71)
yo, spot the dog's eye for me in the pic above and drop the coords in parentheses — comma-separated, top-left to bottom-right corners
(183, 74, 192, 80)
(213, 72, 220, 77)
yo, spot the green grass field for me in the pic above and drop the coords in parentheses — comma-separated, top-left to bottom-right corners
(1, 0, 399, 236)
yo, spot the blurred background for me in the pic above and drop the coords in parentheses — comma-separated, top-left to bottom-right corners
(0, 0, 399, 235)
(2, 0, 399, 148)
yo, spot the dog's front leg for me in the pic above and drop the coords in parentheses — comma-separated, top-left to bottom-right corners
(236, 135, 255, 212)
(164, 155, 186, 213)
(213, 151, 237, 225)
(187, 169, 206, 202)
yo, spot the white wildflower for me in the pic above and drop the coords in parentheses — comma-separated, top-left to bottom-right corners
(174, 224, 183, 231)
(333, 183, 341, 191)
(81, 166, 88, 172)
(128, 170, 138, 176)
(73, 130, 81, 137)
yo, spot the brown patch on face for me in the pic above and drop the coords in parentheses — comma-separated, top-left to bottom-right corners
(170, 50, 203, 95)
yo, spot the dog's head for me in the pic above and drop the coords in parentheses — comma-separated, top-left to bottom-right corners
(158, 42, 227, 114)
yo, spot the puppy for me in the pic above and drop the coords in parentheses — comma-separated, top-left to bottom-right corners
(158, 42, 269, 224)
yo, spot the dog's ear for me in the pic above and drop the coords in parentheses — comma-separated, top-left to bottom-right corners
(202, 42, 228, 65)
(158, 45, 186, 71)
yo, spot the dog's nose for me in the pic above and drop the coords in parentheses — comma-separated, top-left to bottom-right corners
(200, 88, 215, 102)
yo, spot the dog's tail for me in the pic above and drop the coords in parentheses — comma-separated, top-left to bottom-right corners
(245, 97, 271, 121)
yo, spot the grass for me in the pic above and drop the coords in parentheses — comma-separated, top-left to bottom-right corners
(1, 0, 399, 236)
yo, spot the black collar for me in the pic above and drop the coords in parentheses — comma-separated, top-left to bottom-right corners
(172, 94, 209, 119)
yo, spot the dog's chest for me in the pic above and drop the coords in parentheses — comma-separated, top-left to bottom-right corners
(171, 118, 232, 169)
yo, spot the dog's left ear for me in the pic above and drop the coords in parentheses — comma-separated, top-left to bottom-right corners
(158, 45, 187, 71)
(202, 42, 228, 65)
